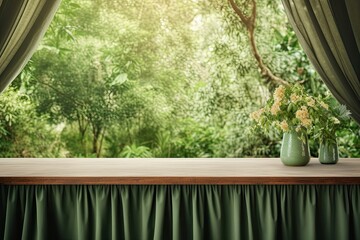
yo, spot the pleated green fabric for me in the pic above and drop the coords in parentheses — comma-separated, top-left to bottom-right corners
(1, 185, 359, 240)
(282, 0, 360, 124)
(0, 0, 61, 92)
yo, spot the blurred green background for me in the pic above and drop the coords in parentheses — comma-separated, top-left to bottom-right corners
(1, 0, 358, 158)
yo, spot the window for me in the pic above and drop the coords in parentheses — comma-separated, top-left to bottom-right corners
(1, 0, 359, 158)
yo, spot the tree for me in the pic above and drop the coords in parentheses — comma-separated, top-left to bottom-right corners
(228, 0, 288, 86)
(3, 0, 359, 158)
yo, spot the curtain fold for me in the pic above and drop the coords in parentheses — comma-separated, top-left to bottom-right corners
(282, 0, 360, 124)
(0, 0, 61, 92)
(1, 185, 359, 240)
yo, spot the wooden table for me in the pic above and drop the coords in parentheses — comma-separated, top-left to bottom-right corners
(1, 158, 360, 185)
(2, 158, 360, 239)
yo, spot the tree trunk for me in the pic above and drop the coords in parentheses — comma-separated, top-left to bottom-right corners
(98, 127, 106, 158)
(92, 126, 101, 156)
(228, 0, 289, 86)
(77, 113, 89, 155)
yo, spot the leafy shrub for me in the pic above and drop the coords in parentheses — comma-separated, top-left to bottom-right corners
(0, 88, 66, 157)
(120, 144, 153, 158)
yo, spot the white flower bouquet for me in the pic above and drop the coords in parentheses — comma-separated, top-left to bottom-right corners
(250, 84, 324, 137)
(250, 84, 351, 165)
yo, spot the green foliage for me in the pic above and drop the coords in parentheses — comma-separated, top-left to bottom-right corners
(171, 119, 223, 158)
(153, 131, 174, 158)
(313, 96, 351, 142)
(337, 121, 360, 157)
(219, 108, 281, 157)
(120, 144, 153, 158)
(0, 88, 65, 157)
(2, 0, 359, 158)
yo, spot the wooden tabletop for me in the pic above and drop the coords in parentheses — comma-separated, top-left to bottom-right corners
(0, 158, 360, 185)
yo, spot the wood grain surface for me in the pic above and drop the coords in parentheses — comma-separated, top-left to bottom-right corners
(1, 158, 359, 185)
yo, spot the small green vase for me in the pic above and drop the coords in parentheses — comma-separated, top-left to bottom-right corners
(280, 131, 310, 166)
(319, 139, 339, 164)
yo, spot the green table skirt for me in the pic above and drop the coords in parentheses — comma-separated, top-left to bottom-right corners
(1, 185, 359, 240)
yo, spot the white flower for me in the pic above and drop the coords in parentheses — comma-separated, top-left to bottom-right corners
(279, 120, 289, 131)
(250, 108, 264, 122)
(332, 117, 340, 124)
(296, 106, 312, 127)
(306, 97, 315, 107)
(290, 94, 300, 103)
(320, 101, 329, 110)
(273, 85, 285, 102)
(271, 101, 281, 115)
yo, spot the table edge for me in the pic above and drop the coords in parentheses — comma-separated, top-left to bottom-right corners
(1, 176, 360, 185)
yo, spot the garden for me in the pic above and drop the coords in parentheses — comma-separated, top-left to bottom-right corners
(0, 0, 359, 158)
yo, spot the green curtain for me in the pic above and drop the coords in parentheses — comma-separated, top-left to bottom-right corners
(1, 185, 359, 240)
(0, 0, 61, 92)
(282, 0, 360, 124)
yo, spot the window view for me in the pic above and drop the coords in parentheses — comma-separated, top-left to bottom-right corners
(0, 0, 359, 158)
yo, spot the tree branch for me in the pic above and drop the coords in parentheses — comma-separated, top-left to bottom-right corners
(228, 0, 251, 27)
(228, 0, 289, 86)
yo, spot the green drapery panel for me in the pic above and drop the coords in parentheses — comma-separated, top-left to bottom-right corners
(0, 0, 61, 92)
(1, 185, 359, 240)
(282, 0, 360, 124)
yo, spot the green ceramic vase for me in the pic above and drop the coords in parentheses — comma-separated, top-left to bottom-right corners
(280, 131, 310, 166)
(319, 139, 339, 164)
